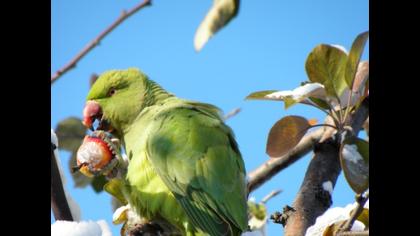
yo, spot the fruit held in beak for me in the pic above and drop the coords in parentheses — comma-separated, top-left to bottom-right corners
(76, 131, 118, 177)
(83, 100, 102, 130)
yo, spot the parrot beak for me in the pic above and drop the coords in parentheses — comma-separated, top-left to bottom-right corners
(83, 100, 102, 130)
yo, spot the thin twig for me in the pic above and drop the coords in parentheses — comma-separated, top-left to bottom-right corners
(51, 143, 74, 221)
(90, 73, 99, 87)
(341, 192, 369, 232)
(223, 107, 241, 121)
(261, 189, 282, 204)
(51, 0, 152, 84)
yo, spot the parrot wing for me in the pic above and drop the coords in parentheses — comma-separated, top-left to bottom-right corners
(145, 106, 248, 236)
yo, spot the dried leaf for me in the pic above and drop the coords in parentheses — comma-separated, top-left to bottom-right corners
(194, 0, 239, 51)
(266, 116, 310, 158)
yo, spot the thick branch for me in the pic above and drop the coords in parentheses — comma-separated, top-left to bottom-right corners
(51, 0, 152, 84)
(283, 138, 341, 236)
(51, 143, 73, 221)
(247, 128, 325, 193)
(284, 96, 369, 236)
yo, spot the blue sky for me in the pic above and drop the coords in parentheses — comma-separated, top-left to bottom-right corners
(51, 1, 369, 235)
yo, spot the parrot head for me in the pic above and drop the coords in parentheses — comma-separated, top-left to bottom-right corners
(83, 68, 148, 136)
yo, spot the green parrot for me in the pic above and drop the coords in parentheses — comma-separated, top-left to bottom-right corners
(82, 68, 248, 236)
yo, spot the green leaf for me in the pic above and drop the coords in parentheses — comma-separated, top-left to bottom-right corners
(305, 44, 348, 97)
(247, 201, 267, 221)
(55, 117, 87, 152)
(247, 201, 267, 230)
(69, 152, 92, 188)
(308, 97, 330, 110)
(283, 96, 297, 109)
(194, 0, 239, 51)
(91, 175, 108, 193)
(266, 116, 310, 158)
(245, 90, 278, 100)
(246, 83, 329, 110)
(340, 138, 369, 193)
(345, 31, 369, 88)
(104, 179, 128, 205)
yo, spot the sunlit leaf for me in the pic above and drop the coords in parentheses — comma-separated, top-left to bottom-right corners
(340, 138, 369, 193)
(104, 179, 128, 205)
(305, 44, 348, 97)
(55, 117, 87, 152)
(194, 0, 239, 51)
(113, 205, 130, 225)
(246, 83, 329, 110)
(245, 90, 278, 100)
(248, 201, 267, 221)
(345, 31, 369, 88)
(266, 116, 310, 158)
(247, 201, 267, 231)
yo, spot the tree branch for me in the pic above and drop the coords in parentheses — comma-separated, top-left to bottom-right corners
(51, 0, 152, 84)
(283, 96, 369, 236)
(51, 143, 73, 221)
(247, 128, 325, 193)
(283, 138, 341, 236)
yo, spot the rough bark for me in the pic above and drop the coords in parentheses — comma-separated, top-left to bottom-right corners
(283, 97, 369, 236)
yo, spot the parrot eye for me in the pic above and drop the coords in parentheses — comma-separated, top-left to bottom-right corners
(108, 87, 116, 96)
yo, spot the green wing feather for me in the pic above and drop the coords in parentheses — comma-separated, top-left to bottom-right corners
(145, 105, 248, 236)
